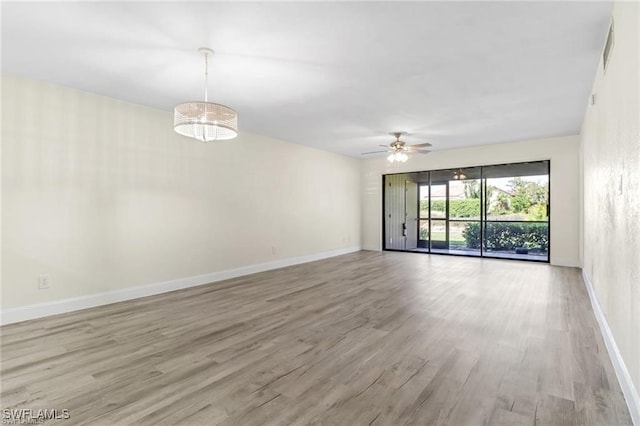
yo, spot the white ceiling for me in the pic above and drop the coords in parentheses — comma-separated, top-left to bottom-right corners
(1, 1, 612, 157)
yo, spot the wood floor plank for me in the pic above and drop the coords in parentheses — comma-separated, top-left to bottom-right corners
(0, 251, 633, 425)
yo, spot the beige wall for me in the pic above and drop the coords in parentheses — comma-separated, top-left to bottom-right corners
(361, 135, 581, 267)
(1, 74, 361, 310)
(580, 1, 640, 400)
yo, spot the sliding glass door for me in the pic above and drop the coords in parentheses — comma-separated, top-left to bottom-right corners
(482, 162, 549, 261)
(383, 160, 549, 262)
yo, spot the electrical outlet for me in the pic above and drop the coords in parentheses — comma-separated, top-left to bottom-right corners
(38, 275, 50, 290)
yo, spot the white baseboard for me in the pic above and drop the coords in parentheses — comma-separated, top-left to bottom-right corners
(582, 270, 640, 425)
(1, 246, 361, 326)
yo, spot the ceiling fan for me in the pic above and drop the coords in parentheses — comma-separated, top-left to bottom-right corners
(361, 132, 432, 163)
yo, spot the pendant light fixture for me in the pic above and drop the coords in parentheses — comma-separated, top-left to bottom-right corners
(174, 47, 238, 141)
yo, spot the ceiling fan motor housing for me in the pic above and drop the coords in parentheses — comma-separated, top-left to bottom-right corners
(391, 141, 406, 151)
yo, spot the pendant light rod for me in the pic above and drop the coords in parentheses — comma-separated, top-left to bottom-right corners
(198, 47, 214, 103)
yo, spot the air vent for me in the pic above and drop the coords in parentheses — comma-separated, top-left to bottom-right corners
(603, 19, 614, 72)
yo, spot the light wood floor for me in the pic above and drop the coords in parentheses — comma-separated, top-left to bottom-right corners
(0, 251, 632, 425)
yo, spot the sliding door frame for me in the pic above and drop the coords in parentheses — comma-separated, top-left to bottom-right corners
(382, 160, 551, 263)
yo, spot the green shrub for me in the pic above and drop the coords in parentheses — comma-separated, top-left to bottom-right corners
(450, 199, 480, 218)
(527, 204, 548, 221)
(419, 199, 480, 218)
(462, 223, 481, 248)
(429, 200, 445, 212)
(462, 222, 548, 251)
(420, 227, 429, 240)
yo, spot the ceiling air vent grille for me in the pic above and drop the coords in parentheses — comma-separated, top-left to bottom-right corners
(603, 19, 614, 72)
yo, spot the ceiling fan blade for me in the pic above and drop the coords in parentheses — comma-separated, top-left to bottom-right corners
(378, 144, 390, 148)
(410, 142, 433, 148)
(414, 150, 431, 154)
(361, 150, 389, 155)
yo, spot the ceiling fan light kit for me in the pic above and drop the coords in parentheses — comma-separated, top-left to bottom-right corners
(387, 152, 409, 163)
(453, 169, 467, 180)
(174, 47, 238, 142)
(361, 132, 431, 163)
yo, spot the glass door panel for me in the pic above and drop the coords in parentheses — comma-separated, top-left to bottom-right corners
(418, 220, 430, 249)
(418, 184, 430, 249)
(429, 182, 448, 251)
(448, 221, 481, 256)
(430, 220, 448, 251)
(404, 180, 418, 250)
(429, 184, 447, 219)
(482, 161, 550, 261)
(419, 185, 430, 218)
(448, 171, 482, 255)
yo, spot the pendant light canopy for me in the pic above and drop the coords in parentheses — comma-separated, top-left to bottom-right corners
(174, 47, 238, 141)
